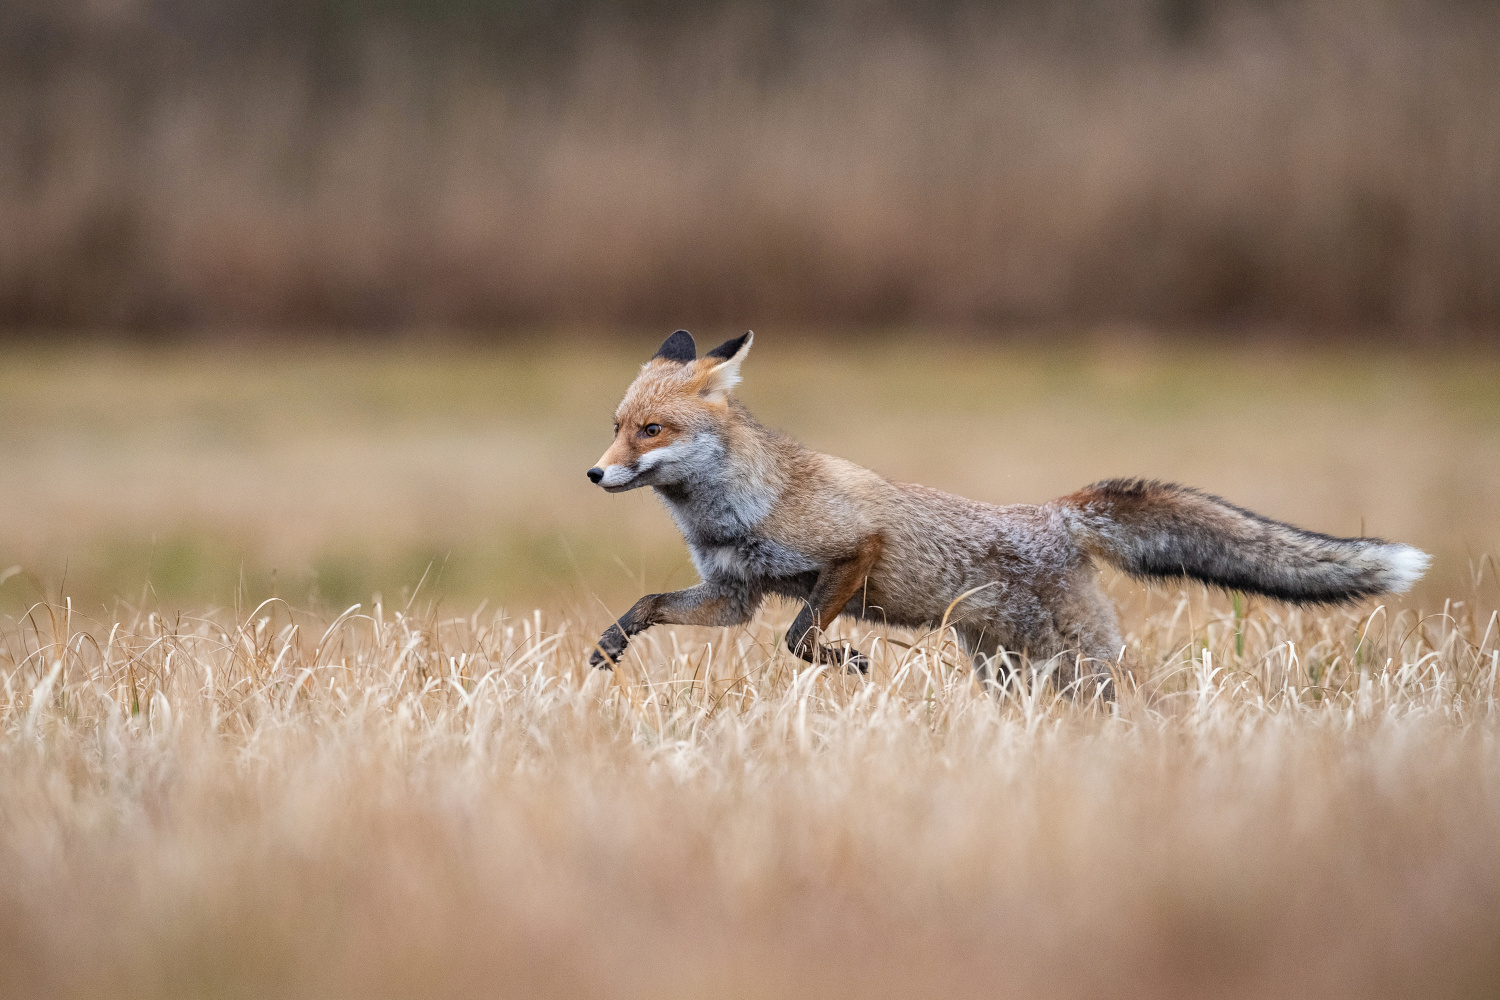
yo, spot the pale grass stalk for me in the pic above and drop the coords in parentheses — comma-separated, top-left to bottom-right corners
(1, 592, 1498, 998)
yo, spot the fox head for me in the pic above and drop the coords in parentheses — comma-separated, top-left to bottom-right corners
(587, 330, 753, 492)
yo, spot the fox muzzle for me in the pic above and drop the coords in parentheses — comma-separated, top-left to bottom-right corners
(592, 464, 642, 491)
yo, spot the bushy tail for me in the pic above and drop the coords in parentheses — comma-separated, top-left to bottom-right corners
(1060, 479, 1429, 604)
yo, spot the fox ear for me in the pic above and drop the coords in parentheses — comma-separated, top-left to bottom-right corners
(701, 331, 753, 399)
(653, 330, 696, 363)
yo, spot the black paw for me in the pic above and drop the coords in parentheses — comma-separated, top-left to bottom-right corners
(590, 626, 627, 669)
(828, 645, 869, 674)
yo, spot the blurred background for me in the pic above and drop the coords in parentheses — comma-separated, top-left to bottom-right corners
(1, 0, 1497, 618)
(5, 0, 1500, 330)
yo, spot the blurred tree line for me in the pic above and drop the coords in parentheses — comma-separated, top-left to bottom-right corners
(2, 0, 1497, 335)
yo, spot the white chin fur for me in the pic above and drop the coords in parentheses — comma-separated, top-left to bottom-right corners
(1381, 543, 1431, 593)
(598, 465, 637, 489)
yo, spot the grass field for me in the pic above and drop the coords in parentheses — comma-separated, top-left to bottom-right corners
(3, 590, 1498, 998)
(2, 336, 1499, 997)
(3, 336, 1497, 612)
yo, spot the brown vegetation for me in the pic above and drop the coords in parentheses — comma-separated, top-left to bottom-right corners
(3, 0, 1499, 330)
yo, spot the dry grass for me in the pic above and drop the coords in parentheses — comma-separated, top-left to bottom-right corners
(5, 0, 1500, 327)
(3, 582, 1500, 999)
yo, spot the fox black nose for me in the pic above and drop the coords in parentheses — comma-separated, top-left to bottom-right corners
(587, 467, 604, 484)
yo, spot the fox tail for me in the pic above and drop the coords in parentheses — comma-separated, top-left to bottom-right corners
(1060, 478, 1429, 604)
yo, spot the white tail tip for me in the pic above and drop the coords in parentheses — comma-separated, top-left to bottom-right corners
(1382, 544, 1431, 593)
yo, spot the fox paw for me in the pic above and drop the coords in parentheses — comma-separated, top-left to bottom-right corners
(827, 645, 869, 675)
(589, 626, 627, 669)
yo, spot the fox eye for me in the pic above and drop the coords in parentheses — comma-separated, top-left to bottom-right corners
(613, 422, 620, 434)
(642, 423, 662, 437)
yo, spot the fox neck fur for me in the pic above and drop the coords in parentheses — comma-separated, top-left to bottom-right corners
(650, 405, 823, 584)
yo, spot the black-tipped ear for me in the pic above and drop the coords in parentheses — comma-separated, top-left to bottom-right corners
(653, 330, 696, 363)
(705, 332, 752, 361)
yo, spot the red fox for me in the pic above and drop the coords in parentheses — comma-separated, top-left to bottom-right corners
(586, 331, 1430, 691)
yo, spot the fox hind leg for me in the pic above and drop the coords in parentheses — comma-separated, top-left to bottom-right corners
(959, 605, 1119, 700)
(1054, 577, 1123, 698)
(957, 627, 1016, 693)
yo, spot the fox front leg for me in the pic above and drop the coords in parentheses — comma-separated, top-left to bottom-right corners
(786, 535, 884, 674)
(589, 583, 762, 669)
